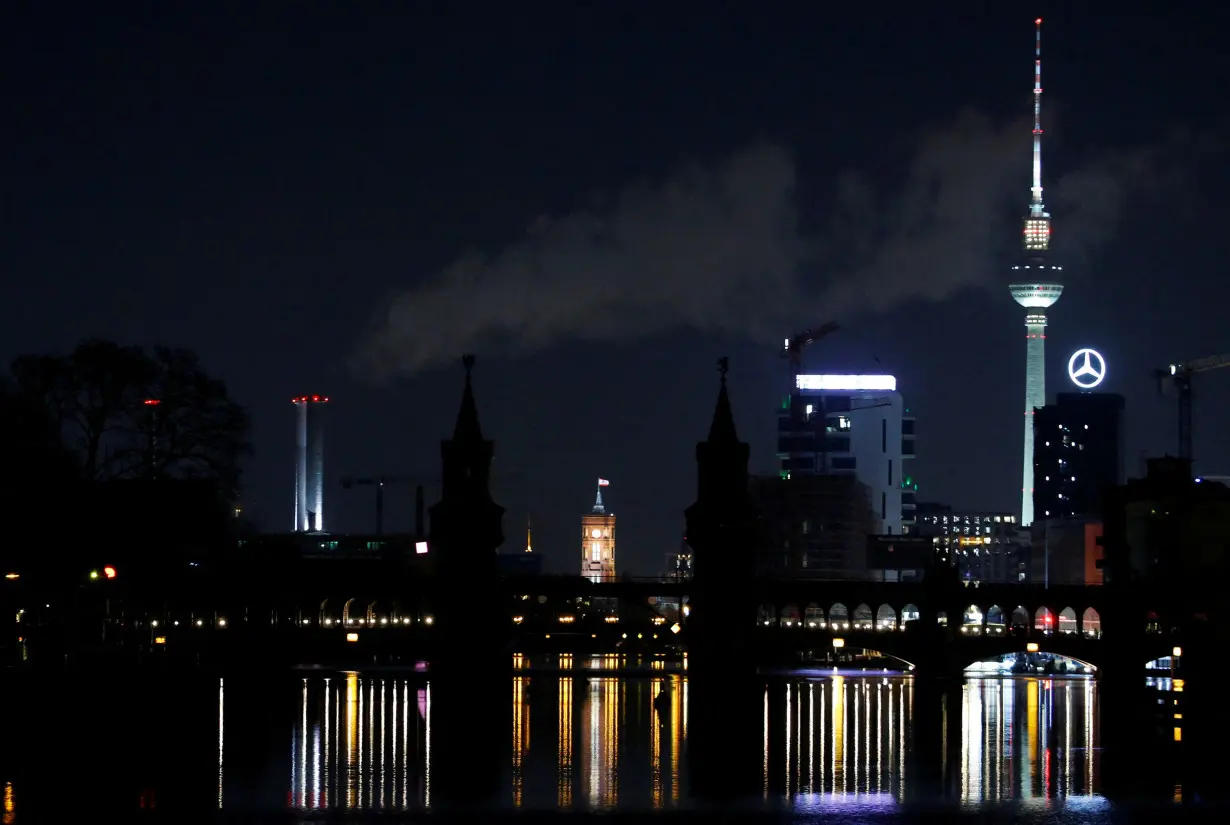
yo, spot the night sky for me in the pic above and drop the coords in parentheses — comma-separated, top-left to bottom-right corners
(5, 2, 1228, 574)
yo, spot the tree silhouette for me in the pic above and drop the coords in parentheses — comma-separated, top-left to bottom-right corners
(9, 339, 252, 500)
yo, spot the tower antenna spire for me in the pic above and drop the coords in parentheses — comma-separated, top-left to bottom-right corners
(1031, 17, 1045, 217)
(1008, 17, 1064, 529)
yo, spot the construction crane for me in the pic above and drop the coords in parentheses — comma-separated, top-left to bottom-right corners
(1154, 353, 1230, 461)
(340, 476, 425, 537)
(781, 321, 840, 475)
(782, 321, 840, 372)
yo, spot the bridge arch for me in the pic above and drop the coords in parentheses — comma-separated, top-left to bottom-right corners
(875, 604, 896, 630)
(986, 605, 1005, 630)
(781, 604, 801, 628)
(1082, 607, 1101, 637)
(962, 604, 984, 632)
(342, 598, 359, 625)
(804, 603, 824, 628)
(1058, 607, 1078, 635)
(829, 603, 849, 630)
(901, 603, 920, 625)
(757, 603, 775, 626)
(852, 603, 873, 630)
(1010, 606, 1029, 628)
(1034, 606, 1054, 634)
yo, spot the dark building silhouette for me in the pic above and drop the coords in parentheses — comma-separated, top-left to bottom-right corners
(1098, 456, 1230, 799)
(751, 473, 875, 577)
(1032, 392, 1125, 521)
(1102, 456, 1230, 584)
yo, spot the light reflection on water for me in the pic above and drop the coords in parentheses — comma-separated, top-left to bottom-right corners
(269, 670, 1101, 812)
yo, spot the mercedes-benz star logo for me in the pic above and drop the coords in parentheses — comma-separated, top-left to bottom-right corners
(1068, 348, 1106, 389)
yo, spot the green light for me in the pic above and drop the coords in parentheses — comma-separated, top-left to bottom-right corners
(89, 570, 99, 580)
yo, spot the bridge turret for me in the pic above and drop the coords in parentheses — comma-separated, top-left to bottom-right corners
(425, 355, 508, 806)
(684, 357, 762, 798)
(429, 354, 505, 581)
(685, 357, 756, 591)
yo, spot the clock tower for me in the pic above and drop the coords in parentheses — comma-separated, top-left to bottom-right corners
(580, 479, 617, 582)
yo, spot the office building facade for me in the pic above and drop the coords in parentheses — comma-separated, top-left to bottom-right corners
(777, 375, 916, 535)
(915, 503, 1024, 584)
(1033, 392, 1125, 521)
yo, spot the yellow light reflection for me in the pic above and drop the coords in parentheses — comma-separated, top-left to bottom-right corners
(346, 674, 359, 809)
(832, 675, 845, 793)
(950, 676, 1100, 802)
(4, 781, 14, 825)
(670, 675, 683, 803)
(650, 678, 663, 808)
(512, 676, 528, 807)
(558, 676, 573, 808)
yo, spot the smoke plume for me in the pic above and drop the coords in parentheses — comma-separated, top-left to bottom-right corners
(353, 111, 1175, 380)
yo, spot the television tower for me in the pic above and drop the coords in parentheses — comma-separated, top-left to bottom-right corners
(1009, 17, 1064, 527)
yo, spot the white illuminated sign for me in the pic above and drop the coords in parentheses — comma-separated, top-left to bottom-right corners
(415, 541, 429, 554)
(796, 374, 897, 392)
(1067, 349, 1106, 389)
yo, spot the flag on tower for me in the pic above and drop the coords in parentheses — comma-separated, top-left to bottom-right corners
(597, 478, 610, 487)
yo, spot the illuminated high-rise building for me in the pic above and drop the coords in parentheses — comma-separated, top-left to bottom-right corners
(1009, 18, 1064, 526)
(778, 374, 916, 535)
(580, 479, 616, 582)
(293, 394, 328, 532)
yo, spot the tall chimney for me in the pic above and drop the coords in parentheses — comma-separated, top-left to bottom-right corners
(293, 394, 329, 532)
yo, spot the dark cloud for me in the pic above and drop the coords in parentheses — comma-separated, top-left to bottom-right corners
(352, 113, 1179, 380)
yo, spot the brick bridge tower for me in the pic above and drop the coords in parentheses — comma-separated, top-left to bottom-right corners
(684, 358, 762, 798)
(426, 354, 506, 805)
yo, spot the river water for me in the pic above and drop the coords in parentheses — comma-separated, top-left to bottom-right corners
(0, 661, 1192, 821)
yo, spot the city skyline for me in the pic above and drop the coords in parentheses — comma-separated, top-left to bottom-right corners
(4, 4, 1227, 574)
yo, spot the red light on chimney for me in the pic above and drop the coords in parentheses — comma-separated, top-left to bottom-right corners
(144, 399, 161, 406)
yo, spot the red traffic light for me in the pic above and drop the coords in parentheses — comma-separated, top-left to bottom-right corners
(103, 565, 117, 579)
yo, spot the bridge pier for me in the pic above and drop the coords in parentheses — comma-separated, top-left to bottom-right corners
(906, 625, 963, 801)
(1096, 590, 1168, 802)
